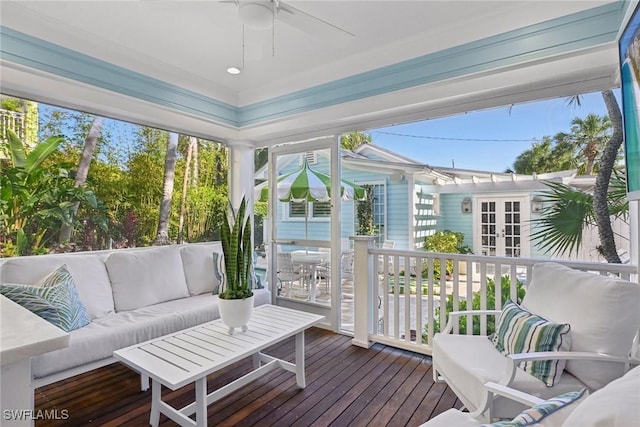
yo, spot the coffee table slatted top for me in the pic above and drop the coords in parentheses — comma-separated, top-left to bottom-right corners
(114, 305, 324, 389)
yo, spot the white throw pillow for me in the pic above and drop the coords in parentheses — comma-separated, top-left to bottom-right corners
(180, 243, 222, 295)
(106, 245, 190, 311)
(0, 254, 114, 319)
(562, 366, 640, 426)
(522, 262, 640, 390)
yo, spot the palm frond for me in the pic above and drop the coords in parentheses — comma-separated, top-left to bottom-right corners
(530, 181, 594, 257)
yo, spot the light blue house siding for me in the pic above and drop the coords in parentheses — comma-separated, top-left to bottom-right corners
(341, 165, 411, 249)
(437, 193, 474, 248)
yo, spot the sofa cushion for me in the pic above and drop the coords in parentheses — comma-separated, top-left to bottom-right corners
(0, 254, 114, 319)
(522, 263, 640, 390)
(492, 300, 571, 387)
(179, 243, 223, 295)
(432, 334, 586, 419)
(0, 264, 90, 332)
(32, 288, 272, 378)
(486, 389, 587, 427)
(562, 365, 640, 426)
(106, 245, 190, 311)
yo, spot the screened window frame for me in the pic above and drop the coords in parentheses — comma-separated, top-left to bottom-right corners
(284, 200, 332, 221)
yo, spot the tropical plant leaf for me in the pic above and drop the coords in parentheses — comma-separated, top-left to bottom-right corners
(16, 228, 27, 255)
(7, 130, 27, 169)
(25, 135, 65, 174)
(530, 181, 594, 257)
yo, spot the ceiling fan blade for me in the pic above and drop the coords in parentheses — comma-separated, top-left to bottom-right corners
(277, 1, 354, 46)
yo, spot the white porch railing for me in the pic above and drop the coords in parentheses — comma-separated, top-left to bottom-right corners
(350, 236, 638, 355)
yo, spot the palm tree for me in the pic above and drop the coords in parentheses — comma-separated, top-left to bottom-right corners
(569, 113, 611, 175)
(59, 116, 104, 242)
(155, 132, 178, 245)
(531, 170, 627, 258)
(593, 90, 624, 263)
(535, 90, 626, 263)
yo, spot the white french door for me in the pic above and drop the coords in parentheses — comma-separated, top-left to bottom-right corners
(474, 196, 530, 258)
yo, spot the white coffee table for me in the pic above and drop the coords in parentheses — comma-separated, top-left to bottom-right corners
(114, 305, 324, 427)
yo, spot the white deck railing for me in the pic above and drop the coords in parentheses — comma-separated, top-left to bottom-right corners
(350, 236, 638, 355)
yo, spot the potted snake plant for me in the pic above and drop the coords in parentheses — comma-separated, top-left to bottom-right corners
(219, 196, 254, 334)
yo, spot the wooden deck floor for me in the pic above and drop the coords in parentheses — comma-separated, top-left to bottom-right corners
(35, 328, 462, 426)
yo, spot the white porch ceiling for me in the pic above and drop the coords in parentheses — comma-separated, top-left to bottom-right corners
(0, 1, 632, 146)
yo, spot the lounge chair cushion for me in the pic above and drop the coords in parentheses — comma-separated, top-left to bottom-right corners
(492, 300, 571, 386)
(521, 263, 640, 390)
(106, 245, 190, 311)
(432, 334, 586, 418)
(179, 243, 222, 295)
(0, 253, 114, 319)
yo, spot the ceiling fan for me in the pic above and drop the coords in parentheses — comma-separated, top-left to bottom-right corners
(222, 0, 354, 45)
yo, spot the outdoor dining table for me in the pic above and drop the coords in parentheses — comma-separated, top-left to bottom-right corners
(290, 250, 330, 303)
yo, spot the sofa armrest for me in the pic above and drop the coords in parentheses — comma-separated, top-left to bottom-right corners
(442, 310, 502, 334)
(499, 351, 640, 385)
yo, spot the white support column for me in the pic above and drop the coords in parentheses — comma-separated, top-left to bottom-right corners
(351, 235, 375, 348)
(227, 140, 254, 209)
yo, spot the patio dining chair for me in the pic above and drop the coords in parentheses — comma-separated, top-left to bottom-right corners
(276, 252, 301, 297)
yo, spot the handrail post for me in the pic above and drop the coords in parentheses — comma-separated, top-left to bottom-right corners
(351, 235, 375, 348)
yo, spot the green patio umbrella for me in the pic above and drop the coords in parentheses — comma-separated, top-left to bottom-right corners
(256, 158, 366, 240)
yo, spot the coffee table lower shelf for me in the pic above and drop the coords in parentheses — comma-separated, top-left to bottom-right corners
(114, 305, 324, 427)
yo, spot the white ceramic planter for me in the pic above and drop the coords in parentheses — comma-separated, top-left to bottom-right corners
(218, 295, 254, 335)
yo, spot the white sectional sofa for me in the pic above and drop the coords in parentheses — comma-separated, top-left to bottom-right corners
(0, 243, 271, 387)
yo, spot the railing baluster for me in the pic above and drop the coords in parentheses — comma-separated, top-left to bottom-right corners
(416, 256, 423, 345)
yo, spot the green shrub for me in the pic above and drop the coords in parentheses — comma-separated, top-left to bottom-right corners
(422, 230, 472, 279)
(423, 275, 525, 342)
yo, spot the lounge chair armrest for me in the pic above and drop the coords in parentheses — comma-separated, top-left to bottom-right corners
(467, 382, 544, 419)
(508, 351, 640, 364)
(484, 382, 544, 406)
(441, 310, 502, 334)
(500, 351, 640, 385)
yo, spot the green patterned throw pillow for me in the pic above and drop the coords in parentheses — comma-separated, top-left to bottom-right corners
(492, 300, 571, 387)
(484, 389, 587, 427)
(0, 264, 90, 332)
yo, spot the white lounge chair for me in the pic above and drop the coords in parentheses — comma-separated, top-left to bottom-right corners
(432, 262, 640, 421)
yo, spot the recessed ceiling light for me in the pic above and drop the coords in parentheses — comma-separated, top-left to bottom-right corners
(227, 67, 241, 75)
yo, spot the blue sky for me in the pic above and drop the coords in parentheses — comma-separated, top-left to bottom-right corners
(370, 91, 613, 172)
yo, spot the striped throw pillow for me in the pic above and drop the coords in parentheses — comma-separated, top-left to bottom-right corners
(0, 264, 90, 332)
(485, 389, 587, 427)
(492, 300, 571, 387)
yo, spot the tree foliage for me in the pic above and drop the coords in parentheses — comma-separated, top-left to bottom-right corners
(531, 171, 627, 257)
(1, 100, 231, 256)
(0, 130, 106, 256)
(512, 113, 612, 175)
(340, 131, 372, 151)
